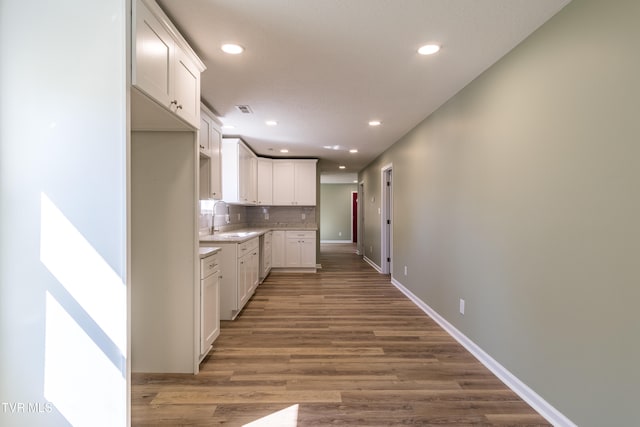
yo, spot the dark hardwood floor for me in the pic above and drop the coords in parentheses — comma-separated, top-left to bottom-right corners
(132, 243, 550, 426)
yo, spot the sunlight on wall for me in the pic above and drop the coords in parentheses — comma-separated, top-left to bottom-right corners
(40, 193, 126, 426)
(243, 404, 299, 427)
(44, 293, 125, 426)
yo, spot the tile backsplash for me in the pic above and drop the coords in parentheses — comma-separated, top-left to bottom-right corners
(246, 206, 316, 227)
(199, 201, 317, 235)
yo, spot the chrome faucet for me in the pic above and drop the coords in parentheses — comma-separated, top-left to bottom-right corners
(211, 200, 228, 234)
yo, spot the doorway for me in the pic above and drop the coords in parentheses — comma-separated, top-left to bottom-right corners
(381, 165, 392, 274)
(351, 191, 358, 243)
(357, 182, 364, 255)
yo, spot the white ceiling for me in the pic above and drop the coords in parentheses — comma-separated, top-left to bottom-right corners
(157, 0, 570, 176)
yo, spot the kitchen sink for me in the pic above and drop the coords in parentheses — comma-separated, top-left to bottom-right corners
(219, 231, 256, 237)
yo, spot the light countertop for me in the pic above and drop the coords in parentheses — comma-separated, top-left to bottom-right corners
(199, 226, 317, 244)
(199, 246, 221, 258)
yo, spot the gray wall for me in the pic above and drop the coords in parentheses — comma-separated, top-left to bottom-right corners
(359, 0, 639, 425)
(0, 1, 128, 425)
(320, 184, 357, 241)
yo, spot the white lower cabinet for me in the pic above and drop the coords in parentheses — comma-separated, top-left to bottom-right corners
(238, 243, 259, 309)
(212, 237, 259, 320)
(200, 252, 220, 358)
(286, 231, 317, 268)
(272, 231, 285, 267)
(272, 230, 316, 270)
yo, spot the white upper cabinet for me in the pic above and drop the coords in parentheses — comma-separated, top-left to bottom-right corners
(199, 113, 211, 156)
(244, 148, 258, 205)
(132, 0, 204, 129)
(272, 161, 295, 205)
(209, 124, 222, 200)
(257, 157, 273, 205)
(222, 138, 257, 205)
(199, 104, 222, 199)
(294, 160, 317, 205)
(173, 48, 200, 126)
(272, 160, 317, 206)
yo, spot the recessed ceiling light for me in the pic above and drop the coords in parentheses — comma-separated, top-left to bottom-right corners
(368, 120, 381, 126)
(353, 180, 358, 183)
(323, 145, 341, 150)
(339, 165, 346, 169)
(221, 43, 244, 54)
(222, 124, 235, 130)
(418, 44, 440, 55)
(349, 149, 358, 153)
(280, 149, 289, 153)
(265, 120, 278, 126)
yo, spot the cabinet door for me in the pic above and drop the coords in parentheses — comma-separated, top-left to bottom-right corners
(173, 48, 200, 128)
(209, 125, 222, 199)
(299, 239, 316, 267)
(257, 158, 273, 205)
(294, 161, 317, 206)
(247, 154, 258, 205)
(238, 144, 251, 203)
(285, 238, 302, 267)
(249, 249, 259, 293)
(199, 114, 211, 156)
(221, 140, 240, 203)
(238, 257, 250, 308)
(133, 0, 174, 106)
(272, 161, 295, 205)
(200, 271, 220, 354)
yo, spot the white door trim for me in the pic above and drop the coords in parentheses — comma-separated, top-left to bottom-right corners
(380, 164, 393, 274)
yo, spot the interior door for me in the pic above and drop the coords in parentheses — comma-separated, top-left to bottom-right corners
(352, 191, 358, 243)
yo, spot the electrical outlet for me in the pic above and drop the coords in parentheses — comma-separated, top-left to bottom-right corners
(264, 213, 269, 220)
(338, 231, 342, 237)
(301, 213, 306, 220)
(404, 265, 408, 276)
(369, 246, 373, 253)
(237, 213, 241, 221)
(459, 299, 465, 315)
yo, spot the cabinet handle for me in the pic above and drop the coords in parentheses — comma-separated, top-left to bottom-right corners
(176, 104, 183, 110)
(170, 100, 178, 106)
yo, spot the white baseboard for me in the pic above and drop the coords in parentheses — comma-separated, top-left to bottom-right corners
(390, 277, 577, 427)
(363, 256, 382, 273)
(321, 240, 353, 243)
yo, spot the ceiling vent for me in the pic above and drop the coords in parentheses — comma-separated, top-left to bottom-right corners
(235, 105, 253, 114)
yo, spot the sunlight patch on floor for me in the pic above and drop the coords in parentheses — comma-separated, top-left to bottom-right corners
(243, 404, 299, 427)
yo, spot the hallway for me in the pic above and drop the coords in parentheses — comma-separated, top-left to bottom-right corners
(132, 244, 549, 426)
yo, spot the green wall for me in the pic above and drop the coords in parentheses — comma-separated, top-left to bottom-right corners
(320, 184, 357, 241)
(359, 0, 640, 425)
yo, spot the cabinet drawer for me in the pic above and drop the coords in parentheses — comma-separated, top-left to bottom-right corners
(237, 237, 259, 257)
(201, 253, 220, 278)
(285, 230, 316, 239)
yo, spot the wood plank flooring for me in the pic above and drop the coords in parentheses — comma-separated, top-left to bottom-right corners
(132, 243, 550, 426)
